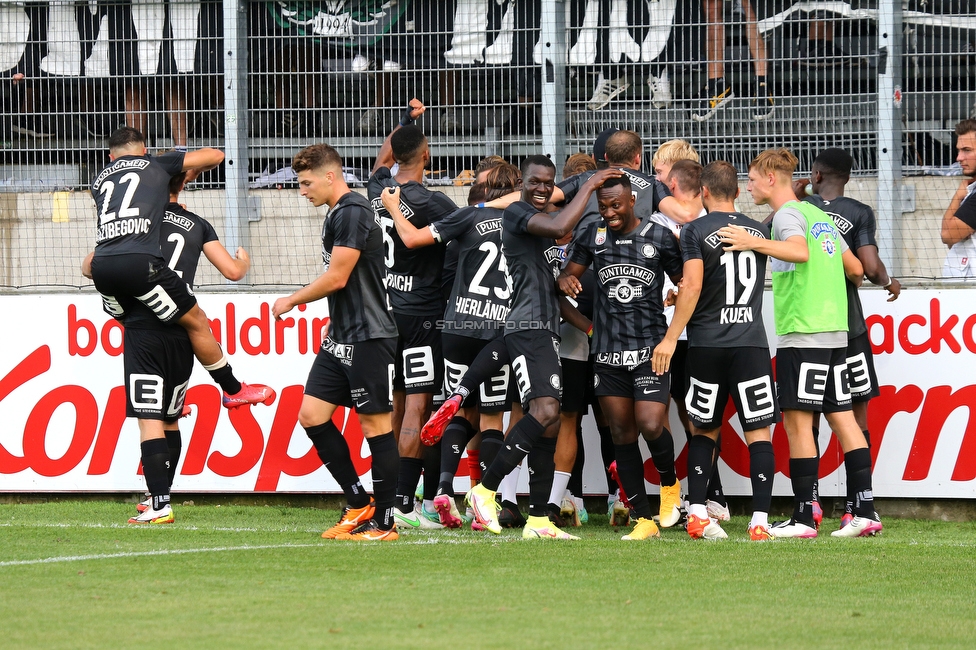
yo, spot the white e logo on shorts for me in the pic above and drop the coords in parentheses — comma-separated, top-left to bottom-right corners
(512, 355, 531, 403)
(738, 376, 775, 420)
(686, 378, 719, 421)
(137, 285, 179, 322)
(797, 362, 830, 401)
(403, 345, 435, 385)
(130, 374, 163, 409)
(444, 360, 469, 394)
(845, 352, 871, 395)
(482, 365, 510, 403)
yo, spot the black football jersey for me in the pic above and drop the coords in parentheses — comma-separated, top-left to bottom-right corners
(680, 212, 771, 348)
(367, 167, 458, 316)
(570, 217, 683, 355)
(159, 202, 219, 289)
(803, 195, 877, 338)
(433, 205, 511, 340)
(322, 192, 398, 343)
(90, 151, 184, 258)
(558, 167, 671, 224)
(502, 201, 563, 336)
(123, 203, 218, 333)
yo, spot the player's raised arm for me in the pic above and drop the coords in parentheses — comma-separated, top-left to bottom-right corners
(526, 168, 623, 239)
(182, 148, 224, 173)
(372, 98, 426, 174)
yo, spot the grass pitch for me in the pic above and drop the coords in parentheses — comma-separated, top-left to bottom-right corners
(1, 502, 974, 649)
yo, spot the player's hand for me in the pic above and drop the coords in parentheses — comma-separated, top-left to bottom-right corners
(792, 178, 811, 200)
(558, 272, 582, 298)
(584, 167, 624, 191)
(408, 98, 426, 120)
(652, 338, 676, 375)
(663, 287, 677, 307)
(381, 186, 401, 213)
(885, 277, 902, 302)
(271, 296, 294, 321)
(717, 225, 755, 251)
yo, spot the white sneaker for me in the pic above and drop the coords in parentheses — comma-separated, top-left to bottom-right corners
(128, 504, 174, 524)
(351, 55, 372, 72)
(831, 516, 883, 538)
(394, 506, 423, 531)
(706, 499, 731, 522)
(648, 70, 672, 108)
(382, 60, 401, 72)
(769, 519, 818, 539)
(586, 75, 630, 111)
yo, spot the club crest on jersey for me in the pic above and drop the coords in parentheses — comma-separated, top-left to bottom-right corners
(550, 374, 561, 390)
(810, 221, 837, 240)
(827, 212, 853, 235)
(821, 239, 837, 256)
(595, 227, 607, 245)
(641, 244, 656, 258)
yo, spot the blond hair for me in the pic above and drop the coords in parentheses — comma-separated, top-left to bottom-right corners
(652, 139, 699, 168)
(749, 148, 798, 180)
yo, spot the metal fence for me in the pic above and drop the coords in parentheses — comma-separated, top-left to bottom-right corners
(1, 0, 974, 288)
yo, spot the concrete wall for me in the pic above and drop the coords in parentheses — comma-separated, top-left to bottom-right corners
(0, 179, 958, 290)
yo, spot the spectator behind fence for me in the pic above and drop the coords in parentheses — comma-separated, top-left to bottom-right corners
(692, 0, 773, 122)
(108, 0, 213, 150)
(940, 119, 976, 277)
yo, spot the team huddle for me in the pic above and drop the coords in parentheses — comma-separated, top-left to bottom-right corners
(89, 100, 900, 541)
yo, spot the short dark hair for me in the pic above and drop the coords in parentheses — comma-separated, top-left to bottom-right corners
(597, 174, 632, 194)
(468, 183, 487, 206)
(292, 143, 342, 173)
(814, 148, 854, 178)
(391, 125, 427, 165)
(168, 171, 187, 196)
(484, 162, 521, 201)
(668, 159, 703, 196)
(108, 126, 145, 152)
(700, 161, 739, 201)
(605, 130, 643, 165)
(956, 119, 976, 138)
(520, 154, 555, 178)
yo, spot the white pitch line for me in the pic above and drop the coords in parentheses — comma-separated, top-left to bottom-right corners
(0, 543, 322, 567)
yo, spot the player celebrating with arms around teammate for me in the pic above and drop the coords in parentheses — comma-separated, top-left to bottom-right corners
(718, 149, 881, 538)
(466, 157, 622, 539)
(559, 174, 684, 541)
(653, 161, 779, 541)
(273, 144, 401, 541)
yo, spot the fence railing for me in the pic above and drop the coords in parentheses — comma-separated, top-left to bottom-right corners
(1, 0, 974, 288)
